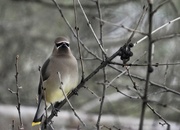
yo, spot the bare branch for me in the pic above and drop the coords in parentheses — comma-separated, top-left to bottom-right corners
(95, 0, 107, 129)
(13, 55, 24, 130)
(95, 17, 147, 35)
(73, 0, 85, 80)
(83, 85, 100, 99)
(139, 1, 153, 129)
(134, 16, 180, 46)
(126, 5, 147, 45)
(147, 103, 170, 130)
(77, 0, 106, 55)
(152, 33, 180, 43)
(8, 88, 16, 94)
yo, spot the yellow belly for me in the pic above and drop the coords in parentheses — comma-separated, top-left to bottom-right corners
(43, 79, 77, 104)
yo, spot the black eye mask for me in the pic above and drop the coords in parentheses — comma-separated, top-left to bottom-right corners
(56, 42, 69, 48)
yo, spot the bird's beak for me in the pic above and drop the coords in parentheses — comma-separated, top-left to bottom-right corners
(61, 43, 68, 48)
(56, 42, 69, 49)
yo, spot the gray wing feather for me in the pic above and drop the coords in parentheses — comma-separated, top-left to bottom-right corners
(38, 58, 50, 95)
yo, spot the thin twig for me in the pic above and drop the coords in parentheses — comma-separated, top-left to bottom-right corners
(126, 5, 147, 45)
(152, 33, 180, 43)
(73, 0, 85, 80)
(134, 16, 180, 46)
(139, 1, 153, 130)
(95, 0, 107, 129)
(8, 88, 16, 94)
(163, 62, 169, 86)
(147, 103, 170, 130)
(110, 85, 140, 100)
(14, 55, 24, 130)
(57, 72, 86, 126)
(126, 67, 137, 89)
(126, 51, 147, 90)
(129, 72, 180, 96)
(83, 85, 101, 99)
(77, 0, 106, 55)
(95, 17, 147, 35)
(106, 70, 126, 88)
(7, 55, 25, 129)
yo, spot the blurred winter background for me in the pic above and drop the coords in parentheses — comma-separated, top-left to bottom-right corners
(0, 0, 180, 130)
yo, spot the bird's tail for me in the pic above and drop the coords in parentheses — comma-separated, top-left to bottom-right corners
(32, 99, 47, 126)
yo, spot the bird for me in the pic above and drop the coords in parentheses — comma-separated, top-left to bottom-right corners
(32, 36, 79, 126)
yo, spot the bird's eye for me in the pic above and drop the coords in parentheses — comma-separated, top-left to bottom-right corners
(56, 43, 61, 48)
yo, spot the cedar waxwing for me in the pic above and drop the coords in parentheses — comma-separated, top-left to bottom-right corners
(32, 36, 79, 126)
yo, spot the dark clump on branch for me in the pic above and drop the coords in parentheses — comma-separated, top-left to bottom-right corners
(119, 43, 134, 64)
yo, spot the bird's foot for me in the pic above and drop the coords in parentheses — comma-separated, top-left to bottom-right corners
(51, 103, 60, 117)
